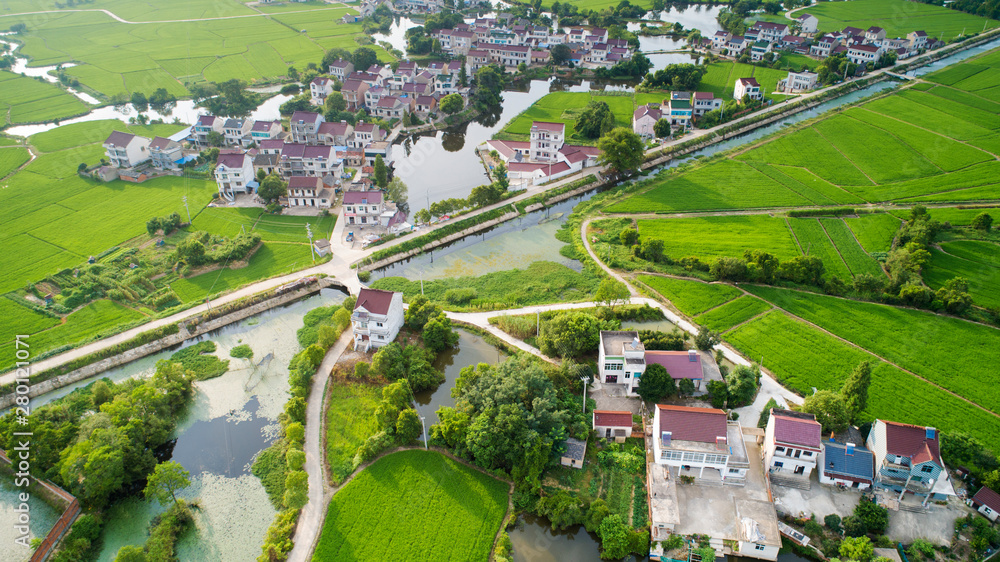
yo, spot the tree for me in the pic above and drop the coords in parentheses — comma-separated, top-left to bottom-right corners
(800, 390, 850, 433)
(636, 363, 676, 402)
(711, 256, 748, 281)
(258, 173, 287, 203)
(841, 360, 872, 422)
(439, 92, 464, 114)
(639, 238, 664, 262)
(493, 161, 509, 191)
(677, 377, 695, 396)
(598, 127, 645, 176)
(840, 536, 874, 562)
(130, 92, 148, 112)
(385, 176, 408, 211)
(206, 131, 225, 147)
(854, 497, 889, 535)
(585, 498, 611, 533)
(473, 65, 504, 111)
(595, 278, 630, 312)
(144, 461, 190, 507)
(396, 408, 423, 443)
(575, 100, 616, 139)
(283, 470, 308, 509)
(825, 513, 842, 533)
(538, 311, 604, 358)
(324, 91, 346, 113)
(972, 212, 993, 232)
(146, 217, 162, 236)
(598, 514, 632, 559)
(693, 326, 720, 351)
(372, 342, 407, 380)
(757, 397, 780, 428)
(551, 43, 572, 65)
(374, 154, 388, 188)
(619, 227, 638, 246)
(351, 46, 378, 71)
(653, 118, 671, 138)
(422, 313, 459, 353)
(725, 365, 759, 408)
(404, 295, 442, 330)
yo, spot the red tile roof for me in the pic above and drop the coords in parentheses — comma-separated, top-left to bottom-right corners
(883, 420, 942, 466)
(343, 190, 383, 205)
(657, 404, 727, 444)
(772, 411, 822, 448)
(594, 410, 633, 428)
(532, 121, 565, 133)
(644, 351, 703, 380)
(355, 287, 395, 315)
(288, 176, 321, 189)
(216, 153, 249, 169)
(974, 486, 1000, 513)
(104, 131, 137, 147)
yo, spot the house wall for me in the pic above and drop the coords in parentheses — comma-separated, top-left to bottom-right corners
(978, 504, 1000, 522)
(594, 424, 631, 439)
(738, 541, 779, 561)
(763, 417, 818, 477)
(352, 293, 404, 350)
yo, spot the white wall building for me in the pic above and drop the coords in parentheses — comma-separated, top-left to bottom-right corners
(352, 288, 404, 352)
(652, 404, 749, 483)
(215, 153, 255, 196)
(103, 131, 151, 168)
(764, 409, 822, 480)
(598, 331, 645, 394)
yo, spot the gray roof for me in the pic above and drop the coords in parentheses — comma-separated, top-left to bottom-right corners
(563, 437, 586, 461)
(600, 330, 642, 356)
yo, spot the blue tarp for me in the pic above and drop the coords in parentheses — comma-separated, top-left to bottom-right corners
(175, 155, 197, 164)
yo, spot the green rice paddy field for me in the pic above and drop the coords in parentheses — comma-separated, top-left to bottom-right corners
(313, 450, 508, 562)
(0, 70, 91, 125)
(642, 276, 1000, 449)
(804, 0, 999, 40)
(607, 48, 1000, 215)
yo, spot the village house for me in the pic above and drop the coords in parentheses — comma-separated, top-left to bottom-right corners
(750, 40, 773, 61)
(692, 92, 723, 117)
(764, 409, 822, 486)
(289, 111, 324, 144)
(560, 438, 587, 469)
(810, 35, 840, 57)
(318, 121, 354, 146)
(796, 13, 819, 34)
(666, 92, 694, 128)
(352, 122, 385, 147)
(148, 137, 183, 170)
(865, 26, 887, 45)
(727, 36, 748, 55)
(781, 35, 810, 51)
(342, 79, 370, 111)
(351, 287, 405, 352)
(286, 176, 332, 208)
(780, 70, 818, 92)
(847, 43, 883, 65)
(752, 21, 789, 43)
(249, 120, 283, 145)
(593, 410, 634, 442)
(487, 121, 600, 182)
(712, 30, 732, 50)
(466, 49, 492, 74)
(734, 77, 763, 102)
(215, 152, 255, 196)
(279, 144, 342, 178)
(343, 190, 384, 226)
(632, 103, 662, 138)
(328, 59, 355, 81)
(103, 131, 151, 168)
(597, 330, 645, 394)
(253, 152, 279, 177)
(414, 95, 438, 115)
(819, 430, 875, 490)
(867, 419, 956, 503)
(973, 487, 1000, 522)
(223, 118, 253, 147)
(644, 350, 712, 392)
(194, 115, 224, 146)
(908, 30, 929, 50)
(652, 404, 750, 484)
(374, 96, 409, 119)
(310, 76, 335, 105)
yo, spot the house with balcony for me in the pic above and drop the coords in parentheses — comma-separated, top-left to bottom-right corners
(318, 121, 354, 146)
(734, 77, 763, 102)
(328, 59, 355, 80)
(278, 144, 342, 178)
(652, 404, 750, 484)
(487, 121, 600, 182)
(867, 420, 956, 502)
(286, 176, 333, 208)
(353, 122, 385, 148)
(194, 115, 224, 146)
(343, 190, 384, 225)
(352, 287, 404, 352)
(103, 131, 151, 168)
(633, 104, 662, 138)
(810, 35, 841, 57)
(847, 43, 883, 65)
(215, 153, 255, 196)
(693, 92, 722, 117)
(289, 111, 324, 144)
(751, 21, 789, 43)
(310, 77, 335, 105)
(529, 121, 564, 162)
(666, 92, 693, 128)
(727, 35, 748, 55)
(223, 118, 253, 147)
(249, 120, 283, 145)
(819, 429, 875, 490)
(779, 70, 818, 92)
(342, 79, 370, 111)
(750, 40, 773, 61)
(764, 409, 822, 487)
(712, 30, 732, 50)
(148, 137, 183, 170)
(598, 330, 645, 394)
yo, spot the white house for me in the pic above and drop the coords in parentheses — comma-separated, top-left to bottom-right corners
(343, 190, 384, 225)
(652, 404, 749, 484)
(223, 118, 253, 147)
(593, 410, 633, 441)
(764, 409, 822, 483)
(711, 30, 732, 50)
(734, 77, 762, 102)
(249, 120, 283, 145)
(752, 21, 789, 43)
(286, 176, 332, 208)
(847, 44, 883, 65)
(529, 121, 565, 162)
(780, 70, 818, 92)
(279, 144, 343, 178)
(632, 104, 662, 138)
(215, 153, 255, 196)
(310, 77, 335, 105)
(796, 13, 819, 34)
(973, 487, 1000, 522)
(329, 59, 355, 80)
(598, 330, 645, 394)
(289, 111, 325, 144)
(351, 288, 404, 352)
(692, 92, 722, 117)
(103, 131, 151, 168)
(750, 40, 772, 62)
(318, 121, 354, 146)
(194, 115, 224, 146)
(148, 136, 183, 170)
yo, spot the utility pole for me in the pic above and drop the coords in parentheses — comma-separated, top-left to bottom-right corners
(182, 195, 191, 223)
(580, 374, 589, 413)
(306, 223, 315, 261)
(419, 411, 428, 450)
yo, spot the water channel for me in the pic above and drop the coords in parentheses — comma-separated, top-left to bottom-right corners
(415, 328, 508, 424)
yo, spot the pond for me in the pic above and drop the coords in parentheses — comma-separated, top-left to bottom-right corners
(0, 476, 61, 562)
(414, 328, 508, 424)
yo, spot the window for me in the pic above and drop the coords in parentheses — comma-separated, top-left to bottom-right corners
(624, 373, 630, 379)
(729, 468, 742, 474)
(774, 461, 784, 468)
(921, 465, 934, 474)
(603, 363, 623, 371)
(755, 544, 766, 551)
(803, 451, 813, 457)
(376, 322, 383, 328)
(775, 446, 785, 453)
(662, 450, 683, 461)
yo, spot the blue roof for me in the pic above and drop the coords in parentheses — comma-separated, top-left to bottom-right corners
(824, 442, 874, 479)
(175, 155, 197, 164)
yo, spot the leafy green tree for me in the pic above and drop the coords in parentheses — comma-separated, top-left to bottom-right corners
(585, 499, 611, 533)
(372, 343, 406, 381)
(144, 461, 190, 507)
(840, 536, 874, 562)
(386, 176, 408, 211)
(146, 217, 162, 236)
(653, 118, 671, 138)
(619, 227, 638, 246)
(493, 161, 509, 191)
(324, 91, 346, 113)
(206, 131, 225, 147)
(597, 127, 645, 176)
(439, 92, 464, 114)
(725, 365, 759, 408)
(936, 277, 973, 314)
(854, 498, 888, 535)
(744, 250, 780, 283)
(351, 47, 378, 71)
(757, 397, 780, 428)
(694, 326, 720, 351)
(800, 390, 850, 433)
(677, 377, 696, 396)
(258, 173, 287, 203)
(841, 360, 872, 421)
(778, 255, 825, 285)
(115, 545, 148, 562)
(538, 311, 605, 358)
(375, 381, 410, 431)
(825, 513, 842, 533)
(130, 92, 148, 112)
(711, 256, 748, 281)
(636, 363, 676, 403)
(551, 43, 572, 65)
(538, 491, 585, 530)
(422, 313, 459, 353)
(282, 470, 308, 509)
(431, 407, 471, 451)
(575, 100, 616, 139)
(374, 154, 388, 188)
(229, 344, 253, 360)
(473, 65, 504, 111)
(396, 408, 423, 443)
(404, 295, 442, 330)
(972, 212, 993, 232)
(707, 380, 728, 409)
(595, 278, 630, 312)
(639, 238, 664, 262)
(598, 514, 632, 559)
(842, 515, 865, 537)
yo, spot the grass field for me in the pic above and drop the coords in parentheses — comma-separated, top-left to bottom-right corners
(0, 70, 91, 125)
(325, 382, 382, 485)
(636, 274, 741, 316)
(925, 244, 1000, 308)
(0, 298, 60, 345)
(498, 92, 649, 144)
(313, 450, 508, 562)
(170, 242, 316, 302)
(694, 295, 771, 331)
(638, 215, 803, 261)
(608, 57, 1000, 214)
(845, 213, 902, 252)
(787, 218, 854, 280)
(0, 147, 30, 178)
(697, 61, 790, 101)
(804, 0, 999, 39)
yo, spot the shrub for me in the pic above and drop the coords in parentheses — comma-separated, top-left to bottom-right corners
(444, 287, 478, 304)
(358, 270, 372, 282)
(825, 513, 842, 533)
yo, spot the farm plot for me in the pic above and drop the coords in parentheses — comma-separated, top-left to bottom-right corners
(924, 85, 1000, 114)
(638, 215, 802, 262)
(498, 92, 636, 144)
(737, 128, 874, 187)
(819, 218, 884, 277)
(0, 148, 30, 178)
(844, 213, 901, 252)
(924, 246, 1000, 309)
(0, 71, 90, 126)
(903, 206, 1000, 226)
(855, 161, 1000, 202)
(938, 240, 1000, 267)
(189, 207, 264, 239)
(325, 382, 382, 485)
(743, 286, 1000, 414)
(787, 218, 853, 281)
(0, 298, 60, 346)
(253, 213, 337, 243)
(694, 295, 771, 332)
(313, 450, 508, 562)
(813, 114, 942, 184)
(696, 62, 789, 101)
(804, 0, 998, 38)
(170, 242, 313, 303)
(637, 275, 741, 317)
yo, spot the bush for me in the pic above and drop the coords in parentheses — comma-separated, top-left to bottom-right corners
(444, 287, 478, 305)
(358, 270, 372, 283)
(825, 513, 842, 533)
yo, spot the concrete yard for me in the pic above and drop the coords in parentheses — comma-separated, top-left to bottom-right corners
(772, 472, 861, 520)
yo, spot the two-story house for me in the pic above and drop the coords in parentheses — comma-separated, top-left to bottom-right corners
(666, 91, 693, 128)
(865, 25, 887, 45)
(652, 404, 749, 484)
(289, 111, 324, 144)
(598, 330, 646, 394)
(352, 122, 385, 148)
(194, 115, 224, 146)
(328, 59, 355, 81)
(279, 144, 342, 178)
(529, 121, 564, 162)
(215, 153, 255, 195)
(318, 121, 354, 146)
(223, 118, 253, 146)
(342, 79, 371, 111)
(819, 430, 875, 490)
(712, 30, 732, 50)
(148, 136, 183, 170)
(908, 30, 928, 51)
(727, 35, 748, 55)
(764, 409, 822, 485)
(310, 76, 335, 105)
(375, 96, 409, 119)
(692, 92, 722, 117)
(103, 131, 151, 168)
(352, 287, 404, 352)
(750, 40, 773, 61)
(780, 70, 819, 92)
(796, 13, 819, 34)
(752, 21, 789, 43)
(249, 120, 283, 145)
(286, 176, 332, 208)
(343, 190, 384, 225)
(632, 104, 661, 138)
(734, 77, 762, 102)
(867, 420, 955, 502)
(847, 43, 883, 65)
(810, 35, 841, 57)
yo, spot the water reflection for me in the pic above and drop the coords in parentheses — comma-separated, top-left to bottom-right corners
(0, 477, 60, 562)
(415, 329, 507, 423)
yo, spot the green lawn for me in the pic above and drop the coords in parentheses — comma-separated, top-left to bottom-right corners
(498, 92, 643, 144)
(170, 242, 316, 302)
(313, 450, 508, 562)
(697, 61, 792, 101)
(0, 70, 90, 125)
(326, 382, 383, 485)
(637, 274, 741, 316)
(805, 0, 999, 39)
